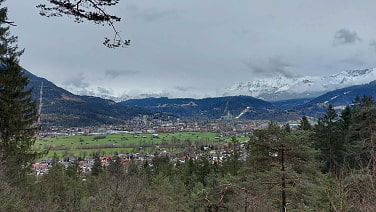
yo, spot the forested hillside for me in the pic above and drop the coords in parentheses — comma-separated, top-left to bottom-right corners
(120, 96, 276, 120)
(24, 70, 157, 127)
(296, 80, 376, 118)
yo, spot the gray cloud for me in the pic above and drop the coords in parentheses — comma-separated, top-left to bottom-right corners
(80, 90, 96, 96)
(126, 4, 178, 22)
(142, 9, 177, 22)
(97, 87, 113, 95)
(370, 40, 376, 52)
(173, 86, 193, 92)
(62, 72, 89, 89)
(247, 57, 298, 78)
(105, 70, 121, 79)
(333, 29, 362, 46)
(337, 56, 365, 66)
(105, 70, 137, 79)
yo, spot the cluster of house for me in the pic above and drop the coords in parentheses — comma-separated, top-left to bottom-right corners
(32, 117, 289, 176)
(32, 152, 148, 176)
(39, 118, 270, 138)
(31, 142, 248, 176)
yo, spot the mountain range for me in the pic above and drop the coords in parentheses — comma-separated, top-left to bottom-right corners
(22, 67, 376, 127)
(223, 68, 376, 101)
(77, 68, 376, 102)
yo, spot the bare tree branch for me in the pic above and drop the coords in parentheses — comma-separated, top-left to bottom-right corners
(36, 0, 130, 48)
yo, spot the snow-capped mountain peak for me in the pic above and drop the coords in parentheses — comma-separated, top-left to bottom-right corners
(223, 68, 376, 101)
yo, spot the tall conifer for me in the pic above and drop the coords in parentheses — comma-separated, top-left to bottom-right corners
(346, 96, 376, 175)
(0, 2, 42, 183)
(248, 122, 323, 210)
(314, 104, 344, 173)
(298, 116, 312, 131)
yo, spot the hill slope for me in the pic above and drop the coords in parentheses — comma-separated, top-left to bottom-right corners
(120, 96, 279, 120)
(24, 69, 154, 127)
(295, 80, 376, 117)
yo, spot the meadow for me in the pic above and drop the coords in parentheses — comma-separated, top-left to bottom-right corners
(33, 132, 249, 158)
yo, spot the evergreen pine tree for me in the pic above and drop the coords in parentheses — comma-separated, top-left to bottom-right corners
(0, 6, 23, 58)
(298, 116, 312, 131)
(345, 96, 376, 175)
(247, 122, 324, 211)
(222, 136, 243, 176)
(0, 57, 42, 182)
(284, 123, 291, 133)
(340, 106, 352, 132)
(314, 104, 344, 173)
(0, 3, 43, 183)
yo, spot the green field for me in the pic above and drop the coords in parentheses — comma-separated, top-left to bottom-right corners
(34, 132, 241, 158)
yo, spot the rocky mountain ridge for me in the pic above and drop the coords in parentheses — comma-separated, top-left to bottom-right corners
(223, 68, 376, 101)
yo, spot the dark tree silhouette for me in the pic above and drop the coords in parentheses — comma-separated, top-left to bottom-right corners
(0, 2, 47, 183)
(37, 0, 130, 48)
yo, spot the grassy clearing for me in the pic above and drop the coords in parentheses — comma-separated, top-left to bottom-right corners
(35, 132, 221, 149)
(34, 132, 233, 158)
(34, 132, 252, 159)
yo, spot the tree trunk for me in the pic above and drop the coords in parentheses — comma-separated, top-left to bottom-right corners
(281, 147, 286, 212)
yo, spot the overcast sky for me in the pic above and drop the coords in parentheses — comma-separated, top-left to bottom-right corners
(4, 0, 376, 99)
